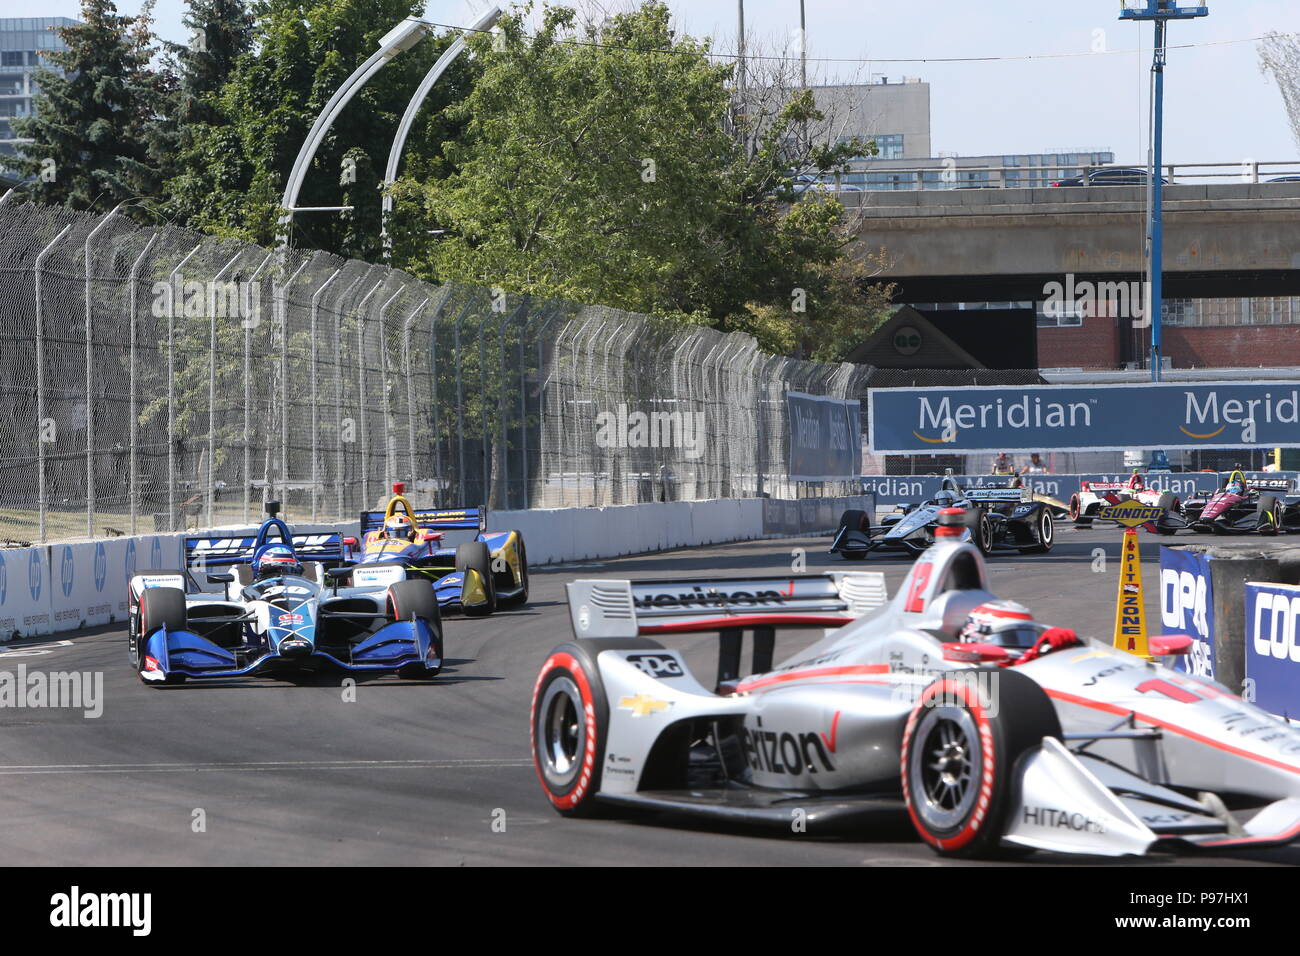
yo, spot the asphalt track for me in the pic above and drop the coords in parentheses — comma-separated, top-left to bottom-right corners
(1, 525, 1297, 867)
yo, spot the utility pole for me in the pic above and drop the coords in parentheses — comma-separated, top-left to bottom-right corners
(1119, 1, 1208, 383)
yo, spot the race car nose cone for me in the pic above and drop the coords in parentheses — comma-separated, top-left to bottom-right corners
(279, 639, 312, 659)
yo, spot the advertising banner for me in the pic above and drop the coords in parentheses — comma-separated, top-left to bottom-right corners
(1159, 547, 1215, 679)
(787, 392, 861, 481)
(1244, 582, 1300, 719)
(869, 382, 1300, 452)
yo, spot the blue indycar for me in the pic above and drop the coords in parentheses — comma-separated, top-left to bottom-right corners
(127, 503, 443, 685)
(355, 483, 528, 616)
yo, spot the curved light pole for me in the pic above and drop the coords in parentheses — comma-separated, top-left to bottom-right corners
(383, 6, 503, 259)
(279, 9, 501, 250)
(278, 18, 429, 247)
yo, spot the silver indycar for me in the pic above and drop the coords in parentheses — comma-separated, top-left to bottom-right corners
(531, 511, 1300, 858)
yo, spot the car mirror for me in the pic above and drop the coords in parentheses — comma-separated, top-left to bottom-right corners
(941, 642, 1010, 665)
(207, 572, 234, 584)
(1149, 634, 1193, 657)
(326, 567, 352, 583)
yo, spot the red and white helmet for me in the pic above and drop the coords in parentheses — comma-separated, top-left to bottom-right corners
(959, 600, 1045, 651)
(384, 513, 416, 541)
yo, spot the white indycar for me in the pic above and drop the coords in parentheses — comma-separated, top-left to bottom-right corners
(1068, 473, 1178, 528)
(530, 510, 1300, 858)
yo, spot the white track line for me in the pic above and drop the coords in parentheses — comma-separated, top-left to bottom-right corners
(0, 757, 533, 775)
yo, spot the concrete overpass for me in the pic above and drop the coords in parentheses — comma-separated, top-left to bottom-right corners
(844, 182, 1300, 302)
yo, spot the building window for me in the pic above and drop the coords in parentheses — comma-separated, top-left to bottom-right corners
(0, 52, 24, 67)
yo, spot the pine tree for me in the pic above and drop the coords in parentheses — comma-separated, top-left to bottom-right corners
(12, 0, 166, 211)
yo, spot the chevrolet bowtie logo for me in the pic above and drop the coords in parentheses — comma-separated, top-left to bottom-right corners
(618, 694, 672, 717)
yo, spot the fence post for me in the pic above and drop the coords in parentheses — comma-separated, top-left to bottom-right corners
(526, 306, 560, 510)
(207, 249, 246, 528)
(244, 253, 274, 524)
(455, 304, 466, 505)
(277, 259, 310, 511)
(353, 279, 385, 511)
(34, 223, 73, 543)
(310, 269, 341, 521)
(330, 271, 369, 520)
(84, 206, 121, 539)
(378, 287, 402, 493)
(401, 294, 432, 487)
(127, 233, 159, 536)
(167, 244, 203, 532)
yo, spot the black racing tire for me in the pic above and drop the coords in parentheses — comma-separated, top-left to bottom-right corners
(838, 509, 870, 533)
(1258, 495, 1281, 536)
(973, 511, 994, 556)
(901, 669, 1061, 858)
(1068, 494, 1082, 523)
(456, 541, 497, 617)
(531, 638, 663, 818)
(840, 550, 868, 561)
(388, 579, 443, 677)
(137, 587, 188, 684)
(1021, 507, 1054, 554)
(499, 533, 529, 608)
(1154, 492, 1179, 535)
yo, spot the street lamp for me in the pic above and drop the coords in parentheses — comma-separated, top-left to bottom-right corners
(278, 9, 502, 250)
(1119, 0, 1208, 383)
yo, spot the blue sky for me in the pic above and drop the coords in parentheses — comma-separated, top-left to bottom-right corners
(25, 0, 1300, 163)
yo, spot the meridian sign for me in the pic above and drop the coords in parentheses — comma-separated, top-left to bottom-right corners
(868, 382, 1300, 453)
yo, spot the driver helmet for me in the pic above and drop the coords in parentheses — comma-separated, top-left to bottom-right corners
(934, 490, 957, 507)
(1127, 472, 1144, 491)
(1226, 477, 1246, 495)
(384, 513, 417, 541)
(958, 600, 1045, 654)
(253, 543, 301, 580)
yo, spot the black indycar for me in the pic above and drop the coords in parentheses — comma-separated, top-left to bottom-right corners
(831, 477, 1066, 559)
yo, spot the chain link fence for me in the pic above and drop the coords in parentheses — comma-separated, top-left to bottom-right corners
(0, 198, 865, 543)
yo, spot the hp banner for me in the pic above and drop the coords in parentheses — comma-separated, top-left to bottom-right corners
(868, 381, 1300, 452)
(787, 393, 861, 481)
(1159, 547, 1215, 679)
(1245, 582, 1300, 719)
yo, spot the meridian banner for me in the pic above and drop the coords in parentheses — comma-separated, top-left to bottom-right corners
(868, 382, 1300, 453)
(786, 392, 861, 481)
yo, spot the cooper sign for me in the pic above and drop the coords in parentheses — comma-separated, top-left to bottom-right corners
(1245, 582, 1300, 718)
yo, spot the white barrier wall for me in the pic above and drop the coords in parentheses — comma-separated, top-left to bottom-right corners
(0, 533, 185, 642)
(0, 499, 868, 640)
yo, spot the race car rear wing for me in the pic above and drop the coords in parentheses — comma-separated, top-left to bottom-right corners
(566, 573, 888, 640)
(962, 487, 1028, 503)
(567, 573, 888, 687)
(359, 507, 486, 536)
(184, 532, 350, 568)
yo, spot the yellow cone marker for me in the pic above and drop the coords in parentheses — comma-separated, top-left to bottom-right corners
(1112, 527, 1151, 659)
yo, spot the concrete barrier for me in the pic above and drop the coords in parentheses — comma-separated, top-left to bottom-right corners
(0, 497, 868, 640)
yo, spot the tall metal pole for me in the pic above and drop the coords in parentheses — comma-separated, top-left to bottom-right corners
(127, 233, 159, 536)
(34, 224, 73, 544)
(83, 206, 121, 539)
(737, 0, 745, 100)
(1149, 18, 1167, 382)
(1120, 1, 1208, 382)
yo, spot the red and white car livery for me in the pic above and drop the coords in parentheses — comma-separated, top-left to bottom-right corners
(531, 514, 1300, 858)
(1068, 473, 1178, 527)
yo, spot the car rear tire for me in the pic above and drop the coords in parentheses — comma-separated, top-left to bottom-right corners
(901, 669, 1061, 858)
(973, 511, 994, 556)
(456, 541, 497, 617)
(1154, 492, 1179, 535)
(1258, 495, 1281, 536)
(388, 579, 443, 677)
(1022, 507, 1054, 554)
(531, 638, 663, 817)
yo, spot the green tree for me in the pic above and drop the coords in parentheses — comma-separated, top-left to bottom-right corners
(396, 1, 894, 349)
(12, 0, 168, 212)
